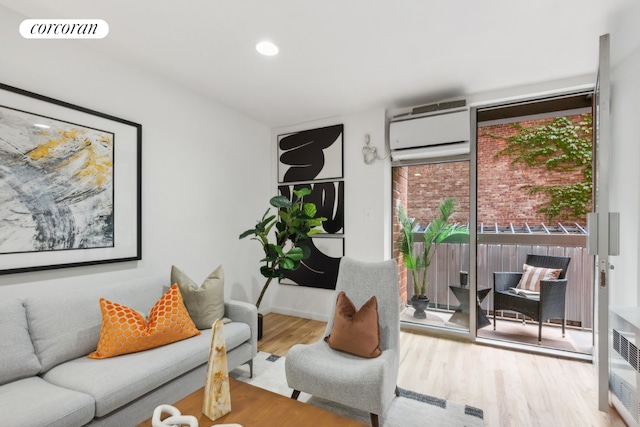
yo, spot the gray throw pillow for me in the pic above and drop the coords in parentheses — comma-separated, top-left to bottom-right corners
(171, 265, 225, 330)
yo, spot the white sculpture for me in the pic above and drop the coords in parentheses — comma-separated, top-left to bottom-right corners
(150, 404, 243, 427)
(151, 404, 198, 427)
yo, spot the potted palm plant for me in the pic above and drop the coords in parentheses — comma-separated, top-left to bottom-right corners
(397, 197, 466, 319)
(239, 187, 326, 338)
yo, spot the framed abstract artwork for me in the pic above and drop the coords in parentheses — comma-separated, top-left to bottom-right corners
(278, 181, 344, 234)
(0, 83, 142, 274)
(277, 123, 344, 290)
(280, 237, 344, 289)
(277, 124, 343, 183)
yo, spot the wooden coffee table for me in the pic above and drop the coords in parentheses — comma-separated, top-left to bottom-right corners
(136, 378, 367, 427)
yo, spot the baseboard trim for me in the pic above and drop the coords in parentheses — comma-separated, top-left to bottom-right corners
(270, 307, 329, 322)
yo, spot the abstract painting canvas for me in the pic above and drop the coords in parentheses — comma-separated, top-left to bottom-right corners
(278, 181, 344, 234)
(280, 237, 344, 290)
(277, 124, 343, 183)
(0, 106, 114, 253)
(0, 83, 141, 274)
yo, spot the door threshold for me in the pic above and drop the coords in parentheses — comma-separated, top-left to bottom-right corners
(475, 337, 593, 362)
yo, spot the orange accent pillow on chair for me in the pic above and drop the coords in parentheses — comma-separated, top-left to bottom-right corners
(88, 284, 200, 359)
(325, 291, 381, 358)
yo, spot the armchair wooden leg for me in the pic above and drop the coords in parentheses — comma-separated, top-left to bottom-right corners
(370, 413, 379, 427)
(562, 318, 566, 338)
(291, 390, 300, 400)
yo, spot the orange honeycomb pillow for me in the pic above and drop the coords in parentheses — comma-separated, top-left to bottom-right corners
(88, 284, 200, 359)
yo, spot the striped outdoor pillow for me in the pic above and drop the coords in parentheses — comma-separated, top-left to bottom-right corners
(517, 264, 562, 292)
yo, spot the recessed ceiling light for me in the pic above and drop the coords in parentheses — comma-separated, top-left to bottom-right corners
(256, 41, 279, 56)
(34, 123, 50, 129)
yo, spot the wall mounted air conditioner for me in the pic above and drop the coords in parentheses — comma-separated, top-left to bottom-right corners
(389, 102, 471, 161)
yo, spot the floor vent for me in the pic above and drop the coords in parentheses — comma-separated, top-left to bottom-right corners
(611, 371, 640, 422)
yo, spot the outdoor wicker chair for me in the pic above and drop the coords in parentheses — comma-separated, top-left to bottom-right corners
(493, 254, 571, 344)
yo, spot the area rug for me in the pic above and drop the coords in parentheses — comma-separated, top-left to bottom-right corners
(229, 351, 484, 427)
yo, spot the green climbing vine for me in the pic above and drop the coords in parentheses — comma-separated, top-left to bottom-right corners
(491, 114, 593, 222)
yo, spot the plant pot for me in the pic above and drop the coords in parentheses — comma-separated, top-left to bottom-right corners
(410, 296, 430, 319)
(257, 313, 263, 341)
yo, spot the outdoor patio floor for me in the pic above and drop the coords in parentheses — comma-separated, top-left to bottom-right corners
(401, 306, 593, 355)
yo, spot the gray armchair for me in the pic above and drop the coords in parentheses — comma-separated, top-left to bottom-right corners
(285, 257, 400, 427)
(493, 254, 571, 344)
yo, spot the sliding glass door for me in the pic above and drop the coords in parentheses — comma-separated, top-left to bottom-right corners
(393, 158, 472, 334)
(474, 91, 595, 355)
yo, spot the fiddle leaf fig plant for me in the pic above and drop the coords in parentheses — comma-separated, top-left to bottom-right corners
(397, 197, 465, 298)
(239, 187, 326, 309)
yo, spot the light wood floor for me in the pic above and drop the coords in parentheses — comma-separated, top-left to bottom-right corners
(260, 313, 626, 427)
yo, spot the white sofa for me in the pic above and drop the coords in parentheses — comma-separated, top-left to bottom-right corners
(0, 276, 257, 427)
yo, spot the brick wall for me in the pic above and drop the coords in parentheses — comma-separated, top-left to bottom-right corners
(477, 116, 590, 225)
(407, 162, 470, 225)
(402, 115, 590, 227)
(392, 167, 408, 302)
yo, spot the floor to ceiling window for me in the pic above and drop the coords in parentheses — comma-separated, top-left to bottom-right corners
(393, 91, 595, 355)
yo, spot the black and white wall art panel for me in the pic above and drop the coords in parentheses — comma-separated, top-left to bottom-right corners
(280, 237, 344, 289)
(277, 123, 344, 290)
(278, 181, 344, 234)
(277, 124, 343, 183)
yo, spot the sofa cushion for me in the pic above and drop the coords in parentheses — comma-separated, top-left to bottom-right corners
(0, 377, 94, 427)
(44, 329, 214, 417)
(0, 299, 42, 385)
(26, 276, 165, 372)
(44, 319, 250, 418)
(222, 321, 251, 352)
(88, 285, 200, 359)
(171, 265, 226, 329)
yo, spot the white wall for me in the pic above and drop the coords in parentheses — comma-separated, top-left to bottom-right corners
(263, 108, 390, 320)
(609, 2, 640, 306)
(0, 6, 271, 304)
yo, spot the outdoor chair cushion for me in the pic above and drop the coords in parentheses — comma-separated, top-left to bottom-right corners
(517, 263, 562, 292)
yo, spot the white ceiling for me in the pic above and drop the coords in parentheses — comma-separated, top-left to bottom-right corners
(1, 0, 633, 127)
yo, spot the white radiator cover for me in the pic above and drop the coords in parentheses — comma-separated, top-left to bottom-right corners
(611, 307, 640, 427)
